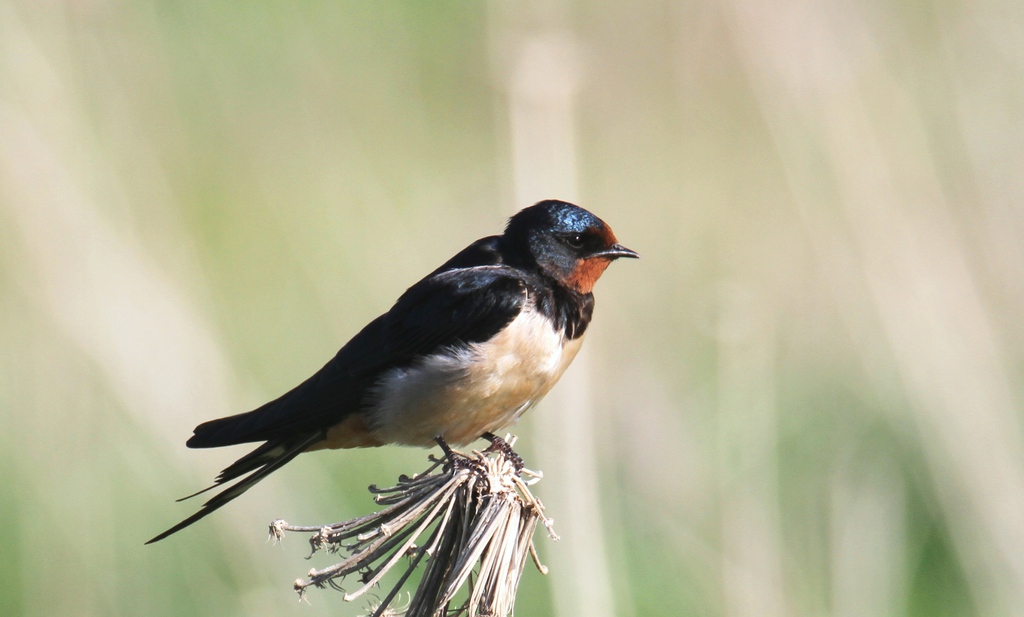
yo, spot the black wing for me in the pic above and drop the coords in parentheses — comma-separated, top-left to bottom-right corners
(186, 236, 527, 446)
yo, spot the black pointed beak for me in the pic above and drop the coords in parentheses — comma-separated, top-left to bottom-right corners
(592, 243, 640, 260)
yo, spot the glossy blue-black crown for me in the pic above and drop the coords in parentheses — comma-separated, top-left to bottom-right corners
(504, 199, 605, 239)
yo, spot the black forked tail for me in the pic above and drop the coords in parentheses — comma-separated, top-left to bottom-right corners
(146, 431, 325, 544)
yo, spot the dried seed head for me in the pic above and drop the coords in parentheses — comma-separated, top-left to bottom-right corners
(275, 441, 556, 617)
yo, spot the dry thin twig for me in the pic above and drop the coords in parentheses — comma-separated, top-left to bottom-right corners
(270, 437, 557, 617)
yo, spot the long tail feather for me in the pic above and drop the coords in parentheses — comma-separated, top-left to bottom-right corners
(146, 431, 324, 544)
(173, 439, 302, 503)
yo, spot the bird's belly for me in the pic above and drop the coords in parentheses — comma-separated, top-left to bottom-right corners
(367, 310, 584, 447)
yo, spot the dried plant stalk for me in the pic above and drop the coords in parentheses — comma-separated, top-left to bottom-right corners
(270, 438, 557, 617)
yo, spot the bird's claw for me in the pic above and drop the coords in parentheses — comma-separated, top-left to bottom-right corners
(481, 432, 525, 474)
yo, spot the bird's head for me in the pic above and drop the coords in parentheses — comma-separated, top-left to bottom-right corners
(502, 200, 639, 293)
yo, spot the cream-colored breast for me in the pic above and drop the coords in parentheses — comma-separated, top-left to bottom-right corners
(367, 307, 584, 446)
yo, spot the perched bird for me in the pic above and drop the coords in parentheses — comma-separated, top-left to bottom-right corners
(148, 199, 637, 543)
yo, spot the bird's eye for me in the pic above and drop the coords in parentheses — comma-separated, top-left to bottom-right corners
(565, 233, 585, 248)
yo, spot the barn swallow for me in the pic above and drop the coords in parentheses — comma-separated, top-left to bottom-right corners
(148, 199, 637, 543)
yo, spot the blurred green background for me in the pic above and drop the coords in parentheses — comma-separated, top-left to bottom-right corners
(2, 1, 1023, 616)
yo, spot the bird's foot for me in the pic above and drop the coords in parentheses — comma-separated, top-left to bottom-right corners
(434, 435, 458, 461)
(482, 432, 525, 474)
(434, 435, 481, 474)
